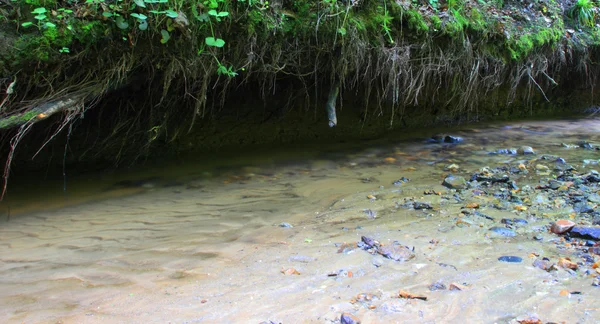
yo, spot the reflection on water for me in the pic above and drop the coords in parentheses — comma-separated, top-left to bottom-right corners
(2, 118, 600, 323)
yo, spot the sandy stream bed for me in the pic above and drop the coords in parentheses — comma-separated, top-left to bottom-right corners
(2, 119, 600, 323)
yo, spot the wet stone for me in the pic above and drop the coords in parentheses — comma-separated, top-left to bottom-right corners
(340, 312, 361, 324)
(517, 146, 535, 155)
(498, 256, 522, 263)
(442, 175, 467, 190)
(428, 282, 447, 291)
(533, 259, 557, 271)
(377, 244, 416, 262)
(588, 194, 600, 204)
(393, 177, 410, 186)
(489, 227, 517, 237)
(570, 226, 600, 240)
(574, 202, 594, 214)
(550, 219, 575, 234)
(413, 202, 433, 210)
(578, 141, 594, 149)
(279, 222, 293, 228)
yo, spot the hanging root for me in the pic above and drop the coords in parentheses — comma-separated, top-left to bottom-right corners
(326, 82, 340, 127)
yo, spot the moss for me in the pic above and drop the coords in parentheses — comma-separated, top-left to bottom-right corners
(508, 26, 563, 60)
(404, 9, 429, 34)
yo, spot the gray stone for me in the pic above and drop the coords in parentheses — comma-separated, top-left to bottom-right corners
(489, 227, 516, 237)
(442, 175, 467, 190)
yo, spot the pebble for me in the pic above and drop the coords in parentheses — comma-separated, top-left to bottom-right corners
(340, 312, 361, 324)
(428, 282, 447, 291)
(517, 146, 535, 155)
(449, 282, 467, 291)
(445, 164, 460, 172)
(550, 219, 575, 234)
(533, 259, 556, 271)
(498, 256, 522, 263)
(489, 227, 516, 237)
(279, 222, 293, 228)
(442, 175, 467, 190)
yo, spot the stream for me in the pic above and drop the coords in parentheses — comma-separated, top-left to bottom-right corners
(2, 118, 600, 323)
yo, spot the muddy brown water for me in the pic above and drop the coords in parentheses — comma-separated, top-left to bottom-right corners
(2, 118, 600, 323)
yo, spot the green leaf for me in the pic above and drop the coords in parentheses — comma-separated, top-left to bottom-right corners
(337, 27, 346, 36)
(21, 22, 33, 27)
(164, 10, 178, 18)
(134, 0, 146, 7)
(34, 14, 47, 20)
(205, 37, 225, 47)
(149, 10, 165, 14)
(131, 13, 147, 20)
(138, 19, 148, 30)
(102, 12, 113, 18)
(217, 11, 229, 17)
(44, 22, 56, 28)
(160, 29, 170, 43)
(115, 16, 129, 29)
(31, 7, 47, 14)
(208, 10, 218, 16)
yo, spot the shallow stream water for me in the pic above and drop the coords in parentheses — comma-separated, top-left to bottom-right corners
(2, 118, 600, 323)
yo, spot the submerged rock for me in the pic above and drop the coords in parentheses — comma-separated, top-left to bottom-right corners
(489, 227, 516, 237)
(517, 146, 535, 155)
(340, 312, 360, 324)
(570, 226, 600, 240)
(360, 236, 415, 262)
(430, 134, 463, 144)
(442, 175, 467, 189)
(498, 256, 522, 263)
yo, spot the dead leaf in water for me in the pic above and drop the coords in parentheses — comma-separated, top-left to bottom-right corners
(516, 316, 542, 324)
(396, 290, 427, 301)
(281, 268, 301, 275)
(383, 157, 396, 163)
(514, 205, 527, 212)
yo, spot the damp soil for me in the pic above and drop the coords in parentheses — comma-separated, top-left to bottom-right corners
(2, 118, 600, 323)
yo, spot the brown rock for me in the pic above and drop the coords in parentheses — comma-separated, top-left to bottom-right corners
(551, 219, 576, 234)
(557, 257, 578, 270)
(340, 312, 361, 324)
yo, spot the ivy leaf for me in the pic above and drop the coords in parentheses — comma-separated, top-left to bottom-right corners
(115, 16, 129, 29)
(134, 0, 146, 7)
(205, 37, 225, 47)
(164, 10, 178, 18)
(31, 7, 47, 15)
(138, 19, 148, 30)
(131, 13, 147, 20)
(160, 29, 170, 44)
